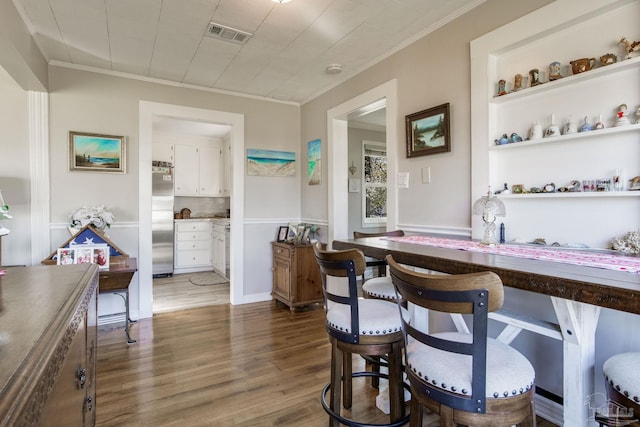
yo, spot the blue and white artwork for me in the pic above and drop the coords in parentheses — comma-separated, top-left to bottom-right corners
(307, 139, 321, 185)
(246, 148, 296, 177)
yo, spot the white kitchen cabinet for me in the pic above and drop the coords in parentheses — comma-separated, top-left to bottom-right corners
(222, 139, 231, 196)
(152, 143, 174, 165)
(199, 144, 223, 196)
(470, 0, 640, 249)
(174, 142, 223, 197)
(174, 220, 213, 273)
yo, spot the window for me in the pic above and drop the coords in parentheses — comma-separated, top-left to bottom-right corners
(362, 141, 387, 227)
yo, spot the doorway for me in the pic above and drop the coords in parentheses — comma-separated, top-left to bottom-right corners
(139, 102, 245, 319)
(327, 80, 398, 247)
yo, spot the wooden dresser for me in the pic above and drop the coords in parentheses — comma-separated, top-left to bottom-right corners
(271, 242, 323, 311)
(0, 264, 99, 426)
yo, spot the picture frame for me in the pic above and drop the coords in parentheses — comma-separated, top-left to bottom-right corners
(405, 103, 450, 158)
(56, 244, 110, 270)
(69, 131, 126, 173)
(277, 226, 289, 242)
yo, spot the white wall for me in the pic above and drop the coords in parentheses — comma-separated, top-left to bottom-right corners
(0, 68, 30, 266)
(47, 65, 300, 317)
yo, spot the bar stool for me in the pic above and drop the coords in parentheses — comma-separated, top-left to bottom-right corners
(313, 242, 410, 427)
(353, 230, 404, 302)
(386, 255, 537, 427)
(598, 352, 640, 426)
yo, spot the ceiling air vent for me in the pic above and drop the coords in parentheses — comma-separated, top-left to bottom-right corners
(205, 22, 252, 45)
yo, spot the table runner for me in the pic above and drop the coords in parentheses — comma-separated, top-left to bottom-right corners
(386, 235, 640, 273)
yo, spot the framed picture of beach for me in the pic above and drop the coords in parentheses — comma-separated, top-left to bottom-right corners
(246, 148, 296, 177)
(405, 103, 450, 158)
(307, 139, 321, 185)
(69, 131, 126, 173)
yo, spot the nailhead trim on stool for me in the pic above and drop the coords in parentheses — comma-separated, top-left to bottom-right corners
(603, 352, 640, 403)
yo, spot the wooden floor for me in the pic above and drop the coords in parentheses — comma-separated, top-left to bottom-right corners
(152, 272, 229, 313)
(97, 277, 559, 426)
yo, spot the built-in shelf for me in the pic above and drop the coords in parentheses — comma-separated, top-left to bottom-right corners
(489, 123, 640, 150)
(489, 56, 640, 104)
(498, 191, 640, 199)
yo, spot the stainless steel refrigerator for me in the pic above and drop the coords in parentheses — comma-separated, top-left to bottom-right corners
(152, 166, 174, 277)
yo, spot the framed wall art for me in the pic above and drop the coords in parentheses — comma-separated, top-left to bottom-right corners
(69, 131, 126, 173)
(246, 148, 296, 177)
(405, 103, 450, 158)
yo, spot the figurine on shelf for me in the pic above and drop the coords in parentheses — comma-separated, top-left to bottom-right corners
(544, 114, 560, 137)
(563, 115, 577, 135)
(529, 68, 541, 87)
(600, 53, 617, 66)
(530, 121, 542, 139)
(595, 114, 606, 130)
(615, 104, 631, 127)
(635, 105, 640, 124)
(619, 37, 640, 59)
(497, 79, 507, 96)
(495, 133, 510, 145)
(513, 74, 523, 92)
(579, 116, 593, 132)
(549, 61, 562, 81)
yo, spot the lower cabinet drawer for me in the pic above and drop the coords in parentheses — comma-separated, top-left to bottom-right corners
(176, 240, 210, 251)
(176, 231, 210, 241)
(176, 250, 211, 267)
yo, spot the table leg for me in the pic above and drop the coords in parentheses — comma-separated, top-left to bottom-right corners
(112, 291, 137, 344)
(551, 297, 601, 427)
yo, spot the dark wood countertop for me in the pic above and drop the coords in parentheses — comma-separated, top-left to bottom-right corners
(333, 237, 640, 315)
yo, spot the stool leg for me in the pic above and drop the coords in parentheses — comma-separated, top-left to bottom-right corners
(388, 340, 405, 422)
(410, 397, 422, 427)
(329, 337, 342, 427)
(343, 351, 352, 409)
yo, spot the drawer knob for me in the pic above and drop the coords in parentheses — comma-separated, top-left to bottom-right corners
(77, 367, 86, 388)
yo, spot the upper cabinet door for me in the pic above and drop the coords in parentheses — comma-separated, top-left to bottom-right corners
(174, 144, 199, 196)
(199, 143, 222, 196)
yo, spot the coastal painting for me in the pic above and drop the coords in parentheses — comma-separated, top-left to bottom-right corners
(247, 148, 296, 177)
(307, 139, 321, 185)
(405, 103, 450, 158)
(69, 131, 126, 173)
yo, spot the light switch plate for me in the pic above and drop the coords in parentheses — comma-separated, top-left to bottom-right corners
(398, 172, 409, 189)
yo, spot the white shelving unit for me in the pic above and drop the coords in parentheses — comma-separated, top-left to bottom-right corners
(471, 0, 640, 249)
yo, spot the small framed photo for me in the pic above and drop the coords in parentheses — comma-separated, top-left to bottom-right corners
(69, 131, 126, 173)
(302, 227, 311, 242)
(287, 222, 299, 240)
(277, 226, 289, 242)
(405, 103, 451, 158)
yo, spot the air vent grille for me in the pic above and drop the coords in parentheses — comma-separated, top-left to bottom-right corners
(205, 22, 252, 44)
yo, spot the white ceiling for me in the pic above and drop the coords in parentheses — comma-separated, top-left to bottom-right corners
(12, 0, 482, 105)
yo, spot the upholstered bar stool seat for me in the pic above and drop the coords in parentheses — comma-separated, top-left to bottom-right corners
(353, 230, 404, 302)
(598, 352, 640, 426)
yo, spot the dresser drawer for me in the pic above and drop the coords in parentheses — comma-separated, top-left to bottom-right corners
(176, 240, 210, 251)
(176, 230, 210, 241)
(176, 221, 210, 233)
(272, 244, 293, 260)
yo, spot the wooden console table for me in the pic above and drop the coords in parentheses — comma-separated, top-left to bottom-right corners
(99, 257, 138, 343)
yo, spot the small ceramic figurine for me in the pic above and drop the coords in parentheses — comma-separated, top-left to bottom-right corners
(510, 132, 523, 143)
(563, 115, 577, 135)
(497, 79, 507, 96)
(495, 133, 510, 145)
(544, 114, 560, 137)
(635, 105, 640, 124)
(579, 116, 593, 132)
(549, 61, 562, 81)
(513, 74, 523, 91)
(619, 37, 640, 59)
(530, 121, 542, 139)
(600, 53, 617, 66)
(615, 104, 631, 127)
(594, 114, 605, 130)
(529, 69, 541, 86)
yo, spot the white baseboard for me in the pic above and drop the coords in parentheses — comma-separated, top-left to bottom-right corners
(239, 292, 272, 305)
(98, 313, 126, 326)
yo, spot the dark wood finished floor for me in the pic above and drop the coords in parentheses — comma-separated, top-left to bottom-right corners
(97, 300, 559, 426)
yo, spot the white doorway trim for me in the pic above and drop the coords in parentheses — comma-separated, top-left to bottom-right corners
(139, 101, 245, 318)
(327, 79, 398, 247)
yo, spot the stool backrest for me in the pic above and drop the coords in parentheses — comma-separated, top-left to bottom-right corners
(386, 255, 504, 414)
(313, 241, 366, 344)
